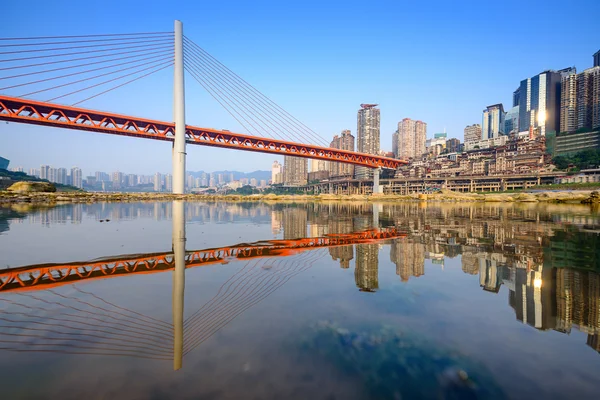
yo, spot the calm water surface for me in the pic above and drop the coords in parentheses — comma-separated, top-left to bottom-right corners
(1, 201, 599, 399)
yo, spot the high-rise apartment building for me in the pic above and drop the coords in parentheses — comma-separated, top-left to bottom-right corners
(329, 129, 354, 179)
(186, 174, 194, 190)
(271, 160, 283, 184)
(446, 138, 461, 153)
(482, 104, 505, 139)
(355, 104, 380, 180)
(577, 66, 600, 131)
(95, 171, 109, 182)
(127, 174, 138, 187)
(559, 65, 600, 133)
(112, 171, 123, 190)
(48, 168, 57, 183)
(594, 50, 600, 68)
(165, 174, 173, 192)
(71, 167, 82, 189)
(310, 159, 328, 173)
(518, 69, 572, 136)
(28, 168, 39, 178)
(561, 69, 578, 133)
(463, 124, 482, 144)
(283, 156, 308, 186)
(40, 165, 50, 180)
(56, 168, 67, 185)
(154, 173, 162, 192)
(395, 118, 426, 160)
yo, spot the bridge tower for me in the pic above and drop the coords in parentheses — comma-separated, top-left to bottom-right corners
(173, 20, 186, 194)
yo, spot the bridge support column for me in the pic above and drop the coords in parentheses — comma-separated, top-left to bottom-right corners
(372, 167, 382, 195)
(173, 20, 186, 194)
(172, 201, 186, 370)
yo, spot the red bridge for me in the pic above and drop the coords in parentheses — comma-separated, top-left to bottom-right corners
(0, 21, 407, 193)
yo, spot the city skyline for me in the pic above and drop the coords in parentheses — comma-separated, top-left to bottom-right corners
(2, 1, 598, 175)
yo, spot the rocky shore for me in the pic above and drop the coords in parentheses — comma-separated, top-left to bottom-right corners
(1, 189, 600, 205)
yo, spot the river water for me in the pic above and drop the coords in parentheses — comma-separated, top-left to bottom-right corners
(1, 201, 599, 399)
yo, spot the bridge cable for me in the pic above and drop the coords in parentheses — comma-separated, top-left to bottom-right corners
(0, 31, 173, 41)
(71, 62, 173, 106)
(0, 42, 173, 63)
(184, 36, 328, 147)
(30, 59, 172, 102)
(0, 44, 173, 70)
(1, 51, 172, 91)
(184, 39, 327, 147)
(0, 38, 174, 55)
(184, 61, 264, 136)
(184, 42, 320, 145)
(0, 48, 172, 80)
(0, 34, 174, 48)
(184, 48, 300, 143)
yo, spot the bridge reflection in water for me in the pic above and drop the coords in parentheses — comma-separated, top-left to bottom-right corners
(0, 202, 403, 370)
(2, 201, 600, 372)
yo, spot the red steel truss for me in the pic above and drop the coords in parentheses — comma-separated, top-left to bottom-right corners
(0, 229, 405, 293)
(0, 95, 407, 168)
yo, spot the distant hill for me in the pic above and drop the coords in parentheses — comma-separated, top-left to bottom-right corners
(187, 170, 270, 181)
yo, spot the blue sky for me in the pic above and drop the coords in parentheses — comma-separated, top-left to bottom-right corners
(1, 0, 599, 176)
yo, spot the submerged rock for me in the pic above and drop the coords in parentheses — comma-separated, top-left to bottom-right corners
(299, 322, 505, 399)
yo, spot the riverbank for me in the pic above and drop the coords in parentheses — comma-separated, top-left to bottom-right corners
(1, 189, 600, 205)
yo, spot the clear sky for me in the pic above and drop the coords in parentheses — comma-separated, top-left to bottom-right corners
(1, 0, 599, 176)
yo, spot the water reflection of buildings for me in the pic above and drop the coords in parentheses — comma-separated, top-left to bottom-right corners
(390, 238, 425, 282)
(5, 202, 274, 227)
(355, 244, 379, 292)
(4, 201, 600, 357)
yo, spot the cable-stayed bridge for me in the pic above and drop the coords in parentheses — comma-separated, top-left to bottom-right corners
(0, 21, 407, 193)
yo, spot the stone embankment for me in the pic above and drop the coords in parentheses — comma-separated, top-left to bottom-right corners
(1, 189, 600, 205)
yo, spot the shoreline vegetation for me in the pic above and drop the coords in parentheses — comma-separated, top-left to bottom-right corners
(2, 188, 600, 205)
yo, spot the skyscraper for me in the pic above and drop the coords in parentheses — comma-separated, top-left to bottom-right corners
(112, 171, 123, 190)
(271, 160, 283, 184)
(165, 174, 173, 192)
(310, 159, 328, 173)
(40, 165, 50, 180)
(504, 106, 520, 135)
(577, 66, 600, 131)
(561, 69, 578, 133)
(70, 167, 82, 189)
(56, 168, 67, 185)
(464, 124, 482, 144)
(48, 168, 57, 183)
(154, 172, 162, 192)
(329, 129, 354, 179)
(518, 69, 572, 136)
(594, 50, 600, 68)
(395, 118, 426, 160)
(558, 66, 600, 133)
(355, 104, 380, 180)
(513, 87, 521, 107)
(283, 156, 308, 186)
(482, 104, 505, 139)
